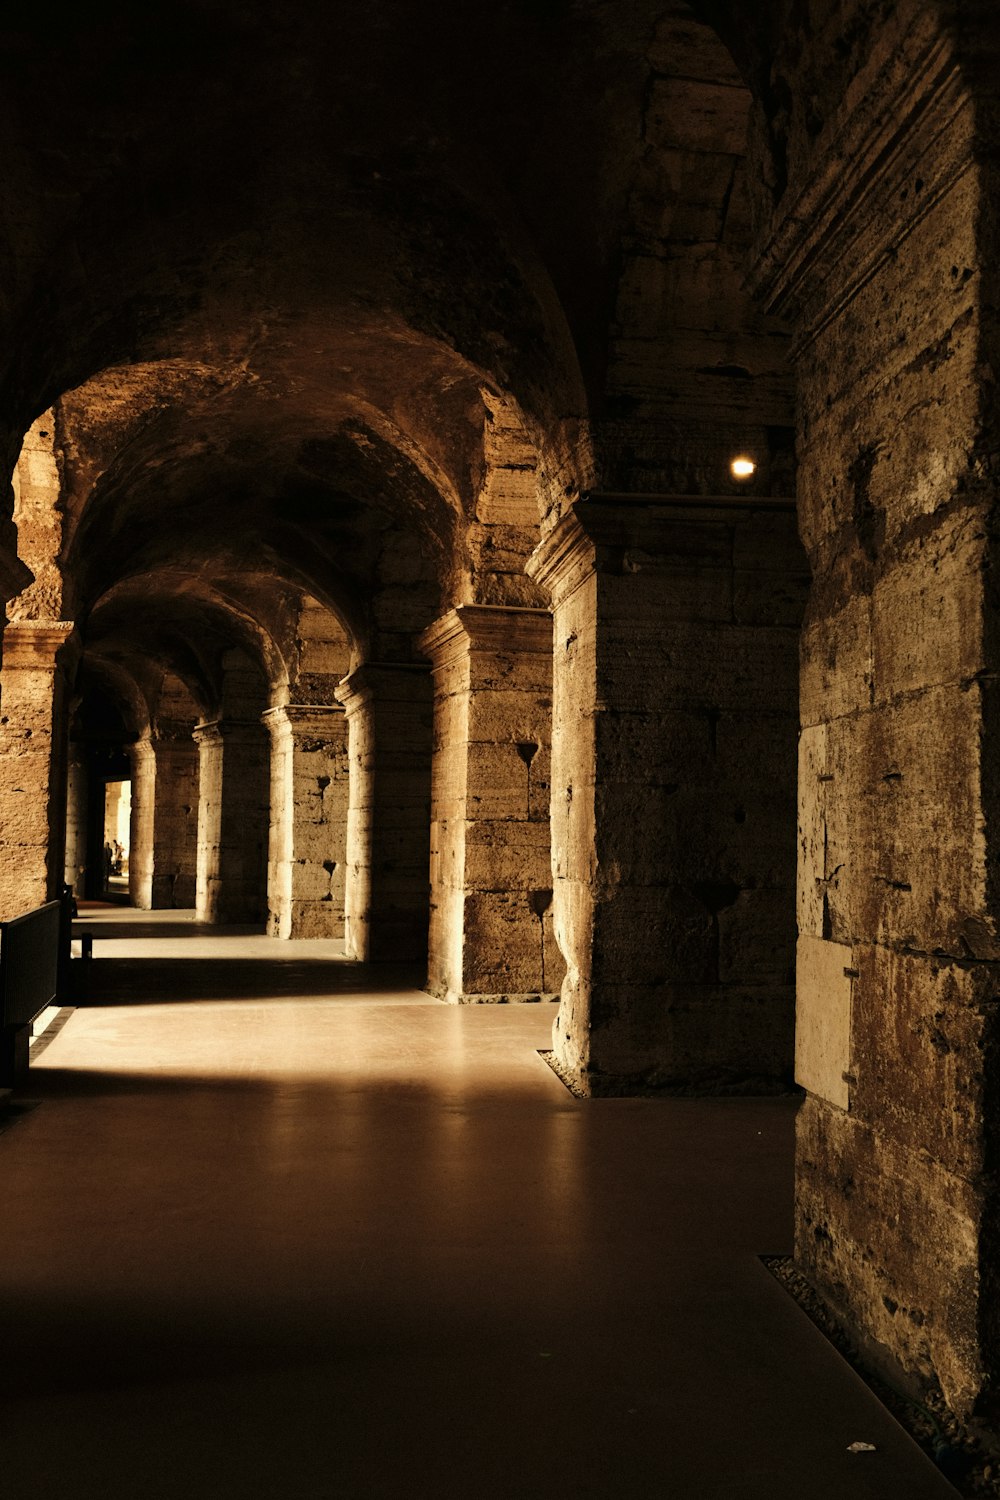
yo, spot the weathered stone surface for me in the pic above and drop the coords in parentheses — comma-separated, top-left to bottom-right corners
(794, 935, 853, 1112)
(0, 424, 77, 917)
(194, 719, 269, 925)
(849, 943, 993, 1184)
(0, 621, 77, 918)
(528, 495, 806, 1095)
(10, 415, 66, 623)
(264, 704, 348, 940)
(63, 748, 88, 898)
(753, 7, 1000, 1423)
(336, 663, 432, 962)
(119, 673, 202, 911)
(420, 605, 562, 1003)
(149, 740, 200, 910)
(796, 1095, 986, 1416)
(128, 737, 156, 909)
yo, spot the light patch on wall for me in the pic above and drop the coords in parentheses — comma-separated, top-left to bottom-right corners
(795, 934, 853, 1110)
(104, 779, 131, 879)
(730, 456, 756, 479)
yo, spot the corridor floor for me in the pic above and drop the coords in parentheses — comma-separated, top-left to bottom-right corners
(0, 914, 956, 1499)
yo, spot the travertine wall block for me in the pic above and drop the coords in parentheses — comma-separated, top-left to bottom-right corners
(420, 605, 562, 1003)
(795, 1095, 984, 1416)
(194, 720, 269, 924)
(336, 663, 432, 961)
(150, 739, 199, 908)
(0, 621, 77, 918)
(128, 737, 156, 908)
(794, 934, 853, 1111)
(264, 703, 348, 939)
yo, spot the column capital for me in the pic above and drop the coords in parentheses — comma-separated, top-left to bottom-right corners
(527, 495, 795, 607)
(417, 605, 552, 668)
(152, 720, 198, 746)
(193, 718, 267, 747)
(192, 721, 221, 747)
(2, 618, 79, 671)
(261, 702, 347, 738)
(335, 661, 429, 716)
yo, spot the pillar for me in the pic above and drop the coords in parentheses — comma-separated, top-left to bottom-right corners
(128, 736, 155, 908)
(129, 733, 199, 910)
(63, 744, 88, 898)
(418, 605, 563, 1003)
(0, 620, 77, 918)
(194, 719, 269, 924)
(149, 737, 199, 908)
(747, 25, 1000, 1418)
(263, 703, 349, 939)
(527, 496, 806, 1096)
(335, 663, 431, 962)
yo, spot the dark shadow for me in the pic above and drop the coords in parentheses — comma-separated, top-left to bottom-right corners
(72, 957, 428, 1003)
(73, 918, 267, 941)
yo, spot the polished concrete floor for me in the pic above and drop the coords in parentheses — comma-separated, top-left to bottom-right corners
(0, 911, 956, 1498)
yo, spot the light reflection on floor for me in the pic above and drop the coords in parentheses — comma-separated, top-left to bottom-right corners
(0, 910, 956, 1499)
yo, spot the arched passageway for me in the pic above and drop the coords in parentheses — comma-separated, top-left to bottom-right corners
(0, 0, 995, 1485)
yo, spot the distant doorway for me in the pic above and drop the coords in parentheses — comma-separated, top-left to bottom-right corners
(103, 779, 131, 897)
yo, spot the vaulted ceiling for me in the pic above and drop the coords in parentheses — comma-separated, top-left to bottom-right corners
(0, 0, 801, 727)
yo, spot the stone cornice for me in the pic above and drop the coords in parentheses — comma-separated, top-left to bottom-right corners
(261, 702, 347, 738)
(2, 618, 79, 671)
(335, 660, 429, 715)
(527, 494, 796, 606)
(193, 718, 267, 744)
(526, 507, 598, 608)
(153, 720, 199, 746)
(263, 702, 346, 720)
(417, 605, 552, 669)
(748, 25, 968, 347)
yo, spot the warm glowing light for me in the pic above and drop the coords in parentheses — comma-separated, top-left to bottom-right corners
(730, 456, 756, 479)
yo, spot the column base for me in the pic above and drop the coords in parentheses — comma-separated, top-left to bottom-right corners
(562, 1068, 799, 1098)
(267, 905, 345, 940)
(432, 983, 560, 1006)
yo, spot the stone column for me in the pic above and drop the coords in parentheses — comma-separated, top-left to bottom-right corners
(63, 744, 88, 898)
(0, 620, 77, 918)
(528, 496, 806, 1097)
(149, 737, 199, 909)
(418, 605, 563, 1003)
(194, 719, 269, 924)
(129, 733, 199, 910)
(335, 663, 432, 962)
(263, 703, 349, 939)
(128, 735, 156, 908)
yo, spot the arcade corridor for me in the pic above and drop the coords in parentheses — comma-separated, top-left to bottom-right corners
(0, 915, 954, 1498)
(3, 0, 1000, 1455)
